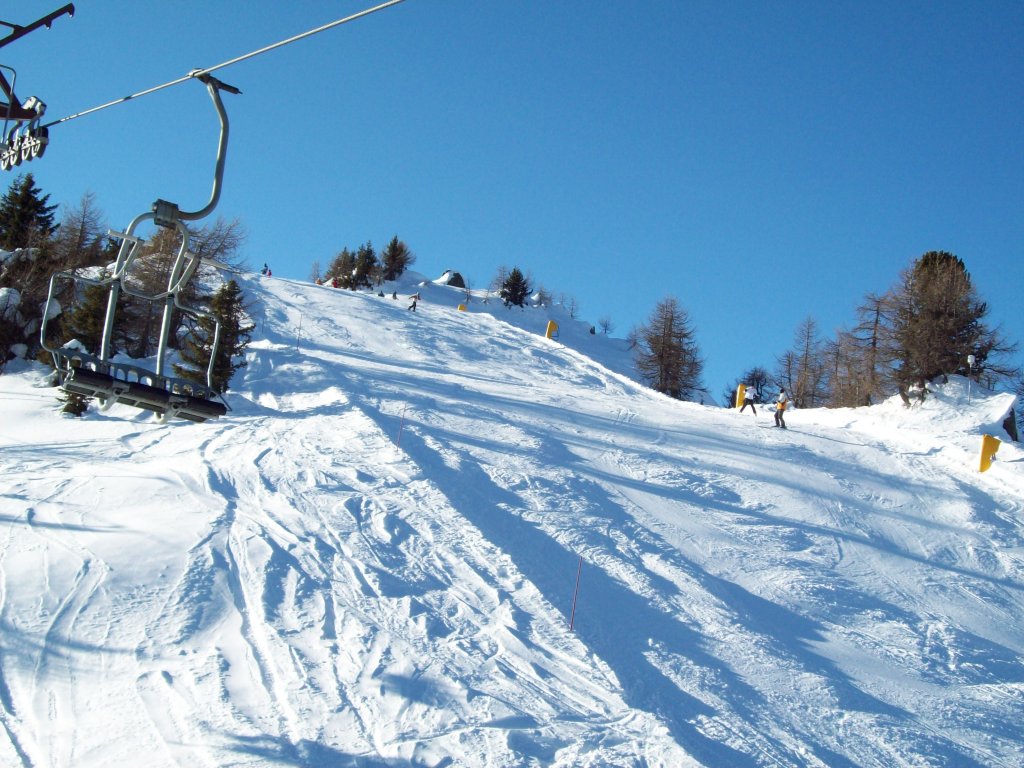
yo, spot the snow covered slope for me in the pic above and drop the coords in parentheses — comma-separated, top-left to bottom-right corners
(1, 272, 1022, 767)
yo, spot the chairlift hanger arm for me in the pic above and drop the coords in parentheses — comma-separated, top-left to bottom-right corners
(0, 4, 75, 50)
(0, 69, 34, 119)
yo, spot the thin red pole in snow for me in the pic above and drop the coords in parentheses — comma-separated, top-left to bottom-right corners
(397, 405, 407, 447)
(569, 555, 583, 631)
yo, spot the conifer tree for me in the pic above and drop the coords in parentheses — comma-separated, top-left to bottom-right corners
(380, 236, 415, 281)
(634, 297, 704, 400)
(0, 173, 58, 250)
(327, 248, 356, 287)
(61, 276, 112, 355)
(887, 251, 1015, 391)
(51, 191, 108, 272)
(174, 279, 253, 393)
(352, 241, 377, 289)
(843, 292, 894, 405)
(500, 267, 530, 307)
(776, 317, 829, 408)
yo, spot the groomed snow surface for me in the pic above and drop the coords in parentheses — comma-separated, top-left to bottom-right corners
(1, 271, 1022, 767)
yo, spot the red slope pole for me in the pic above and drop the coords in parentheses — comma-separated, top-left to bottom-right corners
(569, 555, 583, 631)
(397, 405, 407, 447)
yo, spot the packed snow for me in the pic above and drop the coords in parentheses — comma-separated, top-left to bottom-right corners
(1, 270, 1022, 767)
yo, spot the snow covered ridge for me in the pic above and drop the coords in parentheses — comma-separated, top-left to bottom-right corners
(1, 270, 1022, 767)
(808, 375, 1017, 437)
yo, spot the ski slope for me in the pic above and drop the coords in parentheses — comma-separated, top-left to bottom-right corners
(1, 271, 1022, 767)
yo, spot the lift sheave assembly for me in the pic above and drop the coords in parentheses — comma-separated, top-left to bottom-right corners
(0, 4, 74, 170)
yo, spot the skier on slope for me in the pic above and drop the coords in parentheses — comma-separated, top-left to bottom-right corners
(774, 388, 788, 429)
(740, 385, 756, 415)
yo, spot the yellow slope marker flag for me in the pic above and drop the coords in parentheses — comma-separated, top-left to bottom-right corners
(735, 383, 746, 409)
(979, 434, 1001, 472)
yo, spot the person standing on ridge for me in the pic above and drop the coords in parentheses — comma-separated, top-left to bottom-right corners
(774, 388, 788, 429)
(740, 385, 756, 415)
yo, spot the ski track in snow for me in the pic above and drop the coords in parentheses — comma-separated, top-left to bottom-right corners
(1, 272, 1022, 767)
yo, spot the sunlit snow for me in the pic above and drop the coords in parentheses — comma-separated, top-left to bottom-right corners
(1, 270, 1021, 767)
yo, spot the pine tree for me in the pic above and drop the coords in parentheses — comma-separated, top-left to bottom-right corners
(887, 251, 1015, 393)
(61, 276, 112, 355)
(0, 175, 61, 360)
(380, 236, 415, 281)
(0, 173, 58, 250)
(352, 241, 377, 289)
(634, 297, 704, 400)
(500, 267, 530, 307)
(174, 279, 253, 393)
(327, 248, 356, 287)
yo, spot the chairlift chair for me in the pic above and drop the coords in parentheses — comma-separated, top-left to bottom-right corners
(40, 74, 240, 423)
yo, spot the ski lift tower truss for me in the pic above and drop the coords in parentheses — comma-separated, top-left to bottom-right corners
(40, 74, 240, 422)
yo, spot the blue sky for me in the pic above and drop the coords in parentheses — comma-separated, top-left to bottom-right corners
(7, 1, 1022, 398)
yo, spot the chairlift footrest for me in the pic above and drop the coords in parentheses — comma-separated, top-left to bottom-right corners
(62, 367, 227, 422)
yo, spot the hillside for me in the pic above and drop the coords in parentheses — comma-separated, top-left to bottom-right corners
(1, 270, 1022, 767)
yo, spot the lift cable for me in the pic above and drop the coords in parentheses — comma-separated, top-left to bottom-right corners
(41, 0, 405, 130)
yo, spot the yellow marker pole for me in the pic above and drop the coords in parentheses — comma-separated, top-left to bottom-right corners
(735, 384, 746, 409)
(457, 304, 466, 311)
(545, 320, 558, 339)
(979, 434, 1001, 472)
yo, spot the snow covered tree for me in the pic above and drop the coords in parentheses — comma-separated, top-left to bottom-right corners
(634, 296, 704, 400)
(174, 279, 253, 393)
(500, 267, 530, 308)
(0, 173, 58, 250)
(380, 236, 415, 281)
